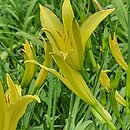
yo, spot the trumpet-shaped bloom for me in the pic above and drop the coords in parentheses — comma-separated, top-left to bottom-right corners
(39, 0, 115, 107)
(109, 33, 128, 71)
(99, 70, 110, 92)
(21, 40, 36, 88)
(0, 74, 40, 130)
(40, 0, 114, 71)
(39, 0, 116, 129)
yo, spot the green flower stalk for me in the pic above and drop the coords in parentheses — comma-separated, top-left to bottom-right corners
(0, 74, 40, 130)
(126, 63, 130, 114)
(39, 0, 116, 129)
(91, 103, 112, 124)
(21, 40, 36, 88)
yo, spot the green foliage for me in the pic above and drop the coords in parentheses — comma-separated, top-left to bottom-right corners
(0, 0, 128, 130)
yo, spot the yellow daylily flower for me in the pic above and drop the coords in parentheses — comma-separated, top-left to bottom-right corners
(0, 74, 40, 130)
(21, 40, 36, 88)
(109, 33, 128, 71)
(39, 0, 116, 129)
(40, 0, 114, 71)
(39, 0, 115, 107)
(99, 70, 126, 106)
(99, 70, 110, 92)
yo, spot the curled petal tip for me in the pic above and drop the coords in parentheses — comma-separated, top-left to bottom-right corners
(33, 95, 41, 103)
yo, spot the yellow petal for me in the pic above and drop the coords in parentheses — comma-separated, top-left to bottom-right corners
(80, 9, 114, 49)
(34, 42, 52, 88)
(72, 19, 83, 59)
(23, 40, 36, 60)
(62, 0, 84, 70)
(40, 4, 64, 51)
(25, 59, 78, 95)
(65, 18, 84, 70)
(99, 70, 126, 106)
(62, 0, 74, 34)
(4, 95, 40, 130)
(109, 33, 128, 71)
(51, 55, 116, 129)
(26, 58, 96, 106)
(115, 91, 126, 106)
(52, 53, 97, 106)
(99, 70, 110, 92)
(15, 84, 22, 96)
(21, 40, 36, 87)
(0, 81, 6, 130)
(40, 4, 63, 36)
(62, 0, 73, 52)
(6, 73, 20, 104)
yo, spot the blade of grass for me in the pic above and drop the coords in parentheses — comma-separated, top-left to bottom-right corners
(128, 0, 130, 63)
(66, 92, 75, 130)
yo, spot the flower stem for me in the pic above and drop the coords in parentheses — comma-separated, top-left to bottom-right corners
(94, 105, 117, 130)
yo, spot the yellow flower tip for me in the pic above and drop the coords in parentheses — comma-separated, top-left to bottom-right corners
(108, 8, 115, 13)
(39, 3, 42, 8)
(99, 70, 110, 92)
(109, 33, 128, 71)
(6, 73, 21, 104)
(6, 73, 16, 91)
(100, 8, 115, 14)
(115, 91, 126, 107)
(33, 95, 41, 103)
(23, 41, 35, 58)
(6, 73, 11, 79)
(39, 4, 46, 13)
(62, 0, 74, 29)
(21, 40, 36, 88)
(80, 8, 115, 49)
